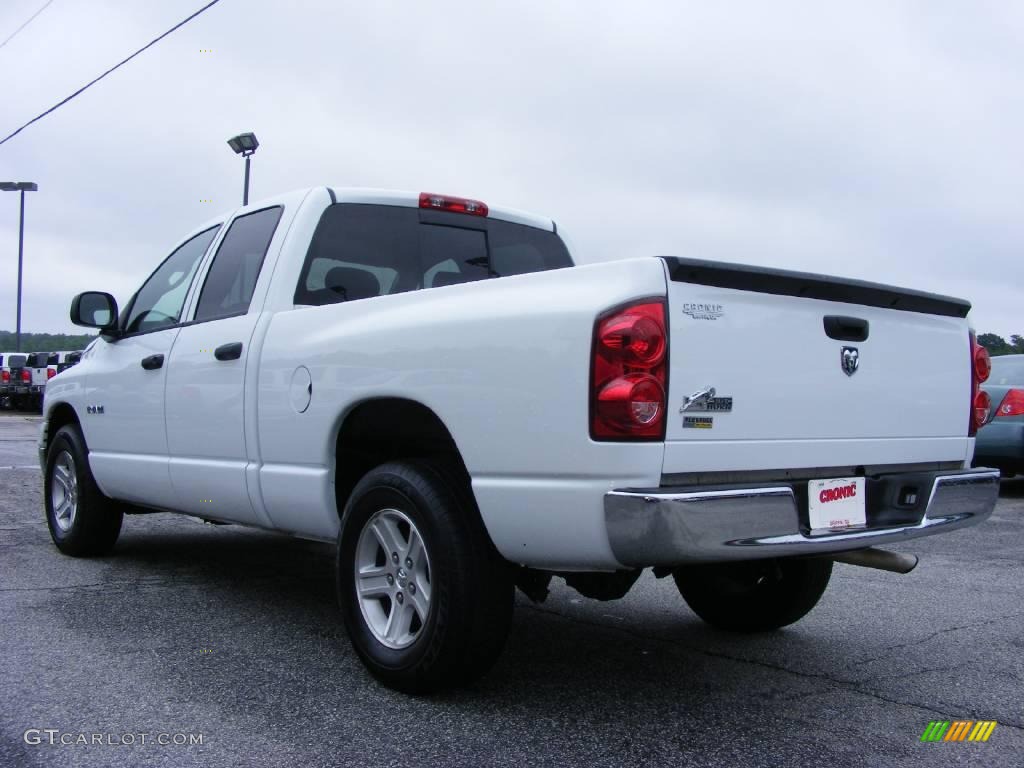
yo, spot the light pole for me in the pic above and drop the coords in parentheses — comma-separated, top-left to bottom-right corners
(1, 181, 38, 352)
(226, 132, 259, 205)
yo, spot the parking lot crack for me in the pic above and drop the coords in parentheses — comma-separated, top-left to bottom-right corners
(0, 580, 175, 593)
(843, 611, 1024, 669)
(520, 602, 1024, 731)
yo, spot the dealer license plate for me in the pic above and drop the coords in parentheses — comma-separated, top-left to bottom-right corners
(808, 477, 866, 531)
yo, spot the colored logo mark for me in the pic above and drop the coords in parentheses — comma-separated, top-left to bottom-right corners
(920, 720, 997, 742)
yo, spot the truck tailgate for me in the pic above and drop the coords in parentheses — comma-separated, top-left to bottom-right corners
(661, 258, 973, 474)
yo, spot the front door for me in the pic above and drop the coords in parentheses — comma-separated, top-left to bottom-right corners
(85, 225, 221, 509)
(165, 206, 283, 525)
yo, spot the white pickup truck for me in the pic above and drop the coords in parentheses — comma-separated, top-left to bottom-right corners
(41, 187, 999, 693)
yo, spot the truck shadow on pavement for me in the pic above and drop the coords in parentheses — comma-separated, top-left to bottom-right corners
(998, 477, 1024, 497)
(102, 523, 818, 697)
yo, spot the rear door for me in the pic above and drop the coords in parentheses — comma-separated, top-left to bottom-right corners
(165, 206, 284, 525)
(660, 258, 972, 474)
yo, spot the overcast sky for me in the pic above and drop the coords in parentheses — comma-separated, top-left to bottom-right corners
(1, 0, 1021, 337)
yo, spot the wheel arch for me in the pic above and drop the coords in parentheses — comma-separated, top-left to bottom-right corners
(42, 401, 82, 459)
(333, 397, 476, 522)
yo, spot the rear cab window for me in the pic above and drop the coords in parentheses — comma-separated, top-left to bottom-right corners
(294, 204, 571, 306)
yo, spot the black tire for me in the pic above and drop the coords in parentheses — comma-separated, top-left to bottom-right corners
(44, 424, 123, 556)
(673, 558, 832, 632)
(337, 460, 514, 693)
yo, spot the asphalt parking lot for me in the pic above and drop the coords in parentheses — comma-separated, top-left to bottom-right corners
(1, 412, 1022, 768)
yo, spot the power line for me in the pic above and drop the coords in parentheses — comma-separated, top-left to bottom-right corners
(0, 0, 54, 51)
(0, 0, 223, 147)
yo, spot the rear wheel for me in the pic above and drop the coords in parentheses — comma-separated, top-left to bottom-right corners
(673, 558, 832, 632)
(44, 424, 122, 556)
(337, 461, 514, 693)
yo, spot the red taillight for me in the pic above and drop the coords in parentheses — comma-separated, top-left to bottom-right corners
(591, 299, 668, 440)
(599, 313, 666, 367)
(1, 371, 9, 383)
(969, 332, 990, 435)
(995, 389, 1024, 418)
(47, 368, 56, 379)
(419, 192, 488, 217)
(596, 374, 666, 431)
(974, 344, 991, 383)
(974, 389, 991, 427)
(21, 369, 31, 383)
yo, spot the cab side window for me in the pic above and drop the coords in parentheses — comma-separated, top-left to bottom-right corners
(124, 226, 221, 335)
(194, 207, 283, 322)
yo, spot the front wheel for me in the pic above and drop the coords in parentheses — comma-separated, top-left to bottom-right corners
(337, 461, 514, 693)
(673, 558, 832, 632)
(44, 424, 122, 556)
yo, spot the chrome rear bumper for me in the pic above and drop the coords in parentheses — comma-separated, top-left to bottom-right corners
(604, 468, 1000, 567)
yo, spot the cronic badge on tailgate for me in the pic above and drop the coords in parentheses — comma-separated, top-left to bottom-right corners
(841, 346, 859, 377)
(682, 303, 723, 320)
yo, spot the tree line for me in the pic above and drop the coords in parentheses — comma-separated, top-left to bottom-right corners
(0, 331, 97, 353)
(977, 334, 1024, 357)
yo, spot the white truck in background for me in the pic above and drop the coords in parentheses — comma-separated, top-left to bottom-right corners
(40, 187, 999, 693)
(1, 351, 80, 411)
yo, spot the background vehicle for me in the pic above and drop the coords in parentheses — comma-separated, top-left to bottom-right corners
(2, 354, 29, 410)
(0, 353, 8, 408)
(56, 350, 83, 374)
(18, 353, 51, 412)
(974, 354, 1024, 476)
(39, 186, 999, 693)
(0, 352, 80, 411)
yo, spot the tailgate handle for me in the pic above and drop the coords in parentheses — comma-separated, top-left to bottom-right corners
(823, 316, 869, 342)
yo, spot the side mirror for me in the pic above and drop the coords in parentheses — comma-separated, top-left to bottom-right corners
(70, 292, 119, 334)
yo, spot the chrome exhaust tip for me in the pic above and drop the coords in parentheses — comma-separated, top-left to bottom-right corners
(829, 547, 919, 574)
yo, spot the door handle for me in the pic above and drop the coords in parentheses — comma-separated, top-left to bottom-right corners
(140, 354, 164, 370)
(214, 342, 243, 361)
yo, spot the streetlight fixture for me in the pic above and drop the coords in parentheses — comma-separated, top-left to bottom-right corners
(226, 132, 259, 205)
(1, 181, 38, 353)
